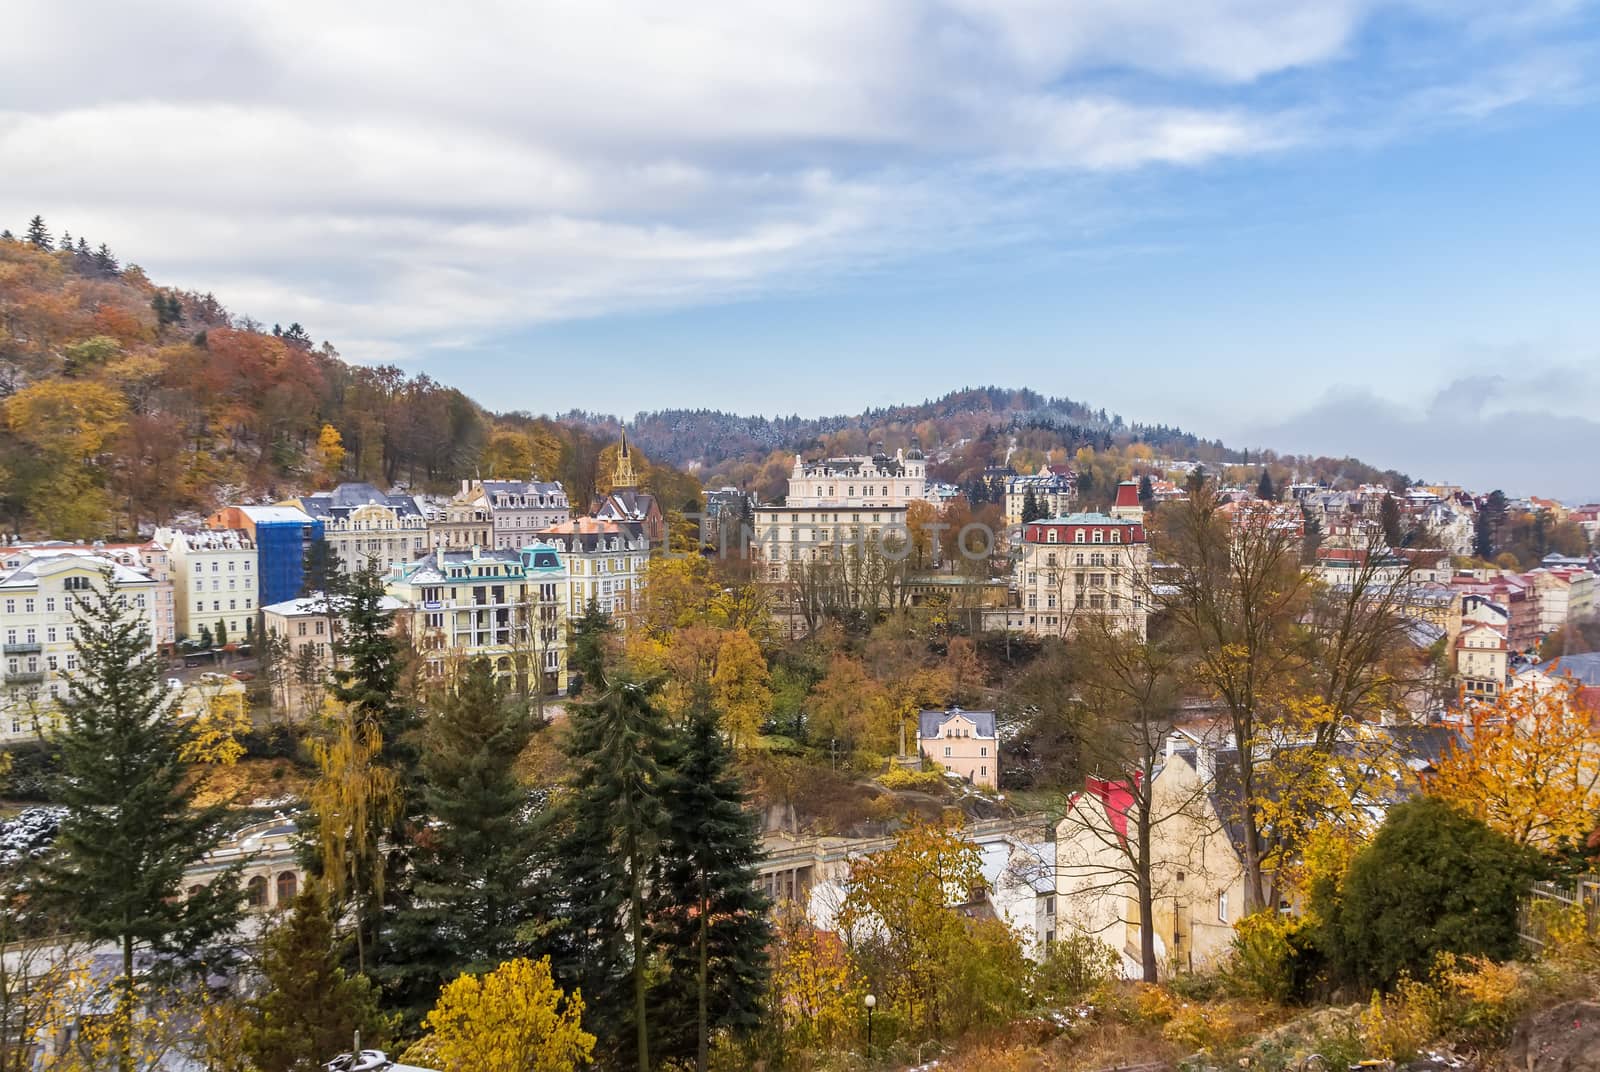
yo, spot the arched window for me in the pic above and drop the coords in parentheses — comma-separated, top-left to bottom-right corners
(276, 871, 298, 904)
(247, 875, 269, 908)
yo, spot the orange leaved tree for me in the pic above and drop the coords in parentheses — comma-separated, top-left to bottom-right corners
(1427, 682, 1600, 849)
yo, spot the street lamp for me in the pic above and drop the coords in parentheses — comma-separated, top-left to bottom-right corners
(864, 993, 876, 1054)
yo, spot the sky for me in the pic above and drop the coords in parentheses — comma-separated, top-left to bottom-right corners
(4, 1, 1600, 499)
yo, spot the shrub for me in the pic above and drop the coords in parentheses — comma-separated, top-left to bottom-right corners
(1222, 911, 1327, 1004)
(1034, 930, 1123, 1005)
(1132, 983, 1176, 1025)
(1430, 952, 1528, 1048)
(1359, 974, 1441, 1062)
(1320, 797, 1539, 989)
(878, 766, 945, 793)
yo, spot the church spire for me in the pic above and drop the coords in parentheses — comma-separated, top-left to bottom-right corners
(611, 424, 639, 489)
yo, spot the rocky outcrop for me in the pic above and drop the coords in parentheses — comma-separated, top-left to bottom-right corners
(1505, 1000, 1600, 1072)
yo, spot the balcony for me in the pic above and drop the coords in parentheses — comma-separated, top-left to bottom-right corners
(3, 642, 42, 655)
(5, 670, 45, 685)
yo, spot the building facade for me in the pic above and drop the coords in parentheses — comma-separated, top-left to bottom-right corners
(155, 527, 258, 645)
(1, 556, 159, 744)
(1004, 468, 1076, 526)
(478, 479, 571, 549)
(387, 544, 569, 695)
(534, 519, 649, 630)
(1455, 622, 1509, 700)
(918, 707, 999, 789)
(426, 486, 494, 552)
(289, 483, 431, 576)
(205, 505, 323, 607)
(1012, 512, 1149, 640)
(260, 592, 407, 718)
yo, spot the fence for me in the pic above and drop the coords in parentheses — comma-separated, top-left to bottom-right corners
(1517, 874, 1600, 950)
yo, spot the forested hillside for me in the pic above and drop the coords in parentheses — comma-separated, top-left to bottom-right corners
(0, 220, 697, 540)
(2, 217, 1404, 541)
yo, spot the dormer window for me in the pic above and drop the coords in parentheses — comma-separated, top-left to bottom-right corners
(1046, 529, 1058, 544)
(1074, 530, 1086, 544)
(1092, 529, 1104, 544)
(1110, 529, 1121, 544)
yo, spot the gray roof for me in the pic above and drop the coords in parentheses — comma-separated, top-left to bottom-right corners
(1537, 652, 1600, 688)
(918, 707, 997, 739)
(300, 483, 425, 520)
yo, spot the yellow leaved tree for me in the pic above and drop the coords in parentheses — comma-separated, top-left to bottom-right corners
(402, 957, 594, 1072)
(313, 423, 346, 487)
(1427, 682, 1600, 848)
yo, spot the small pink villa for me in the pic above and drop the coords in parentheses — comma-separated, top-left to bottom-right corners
(918, 706, 999, 790)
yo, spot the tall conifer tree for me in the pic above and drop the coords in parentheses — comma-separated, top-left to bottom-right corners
(37, 570, 243, 1065)
(548, 670, 667, 1070)
(385, 658, 545, 1020)
(652, 704, 772, 1071)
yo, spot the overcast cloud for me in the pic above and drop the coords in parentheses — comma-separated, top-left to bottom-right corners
(2, 2, 1586, 353)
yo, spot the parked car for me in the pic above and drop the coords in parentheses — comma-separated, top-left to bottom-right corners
(230, 669, 256, 682)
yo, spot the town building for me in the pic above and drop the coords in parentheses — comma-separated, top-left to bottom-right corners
(155, 527, 258, 645)
(387, 544, 569, 694)
(425, 485, 494, 552)
(750, 446, 929, 583)
(976, 837, 1059, 959)
(918, 707, 999, 789)
(703, 486, 756, 552)
(1449, 573, 1538, 652)
(260, 592, 407, 718)
(0, 541, 175, 648)
(205, 504, 323, 607)
(288, 483, 431, 576)
(1003, 468, 1076, 526)
(1, 555, 159, 744)
(476, 478, 570, 549)
(1455, 622, 1509, 701)
(534, 518, 649, 630)
(1010, 511, 1150, 640)
(1522, 567, 1596, 635)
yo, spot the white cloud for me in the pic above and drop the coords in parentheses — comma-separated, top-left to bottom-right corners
(0, 1, 1591, 366)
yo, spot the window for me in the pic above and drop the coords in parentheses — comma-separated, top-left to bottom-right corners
(1046, 896, 1056, 915)
(1074, 530, 1085, 543)
(944, 746, 952, 758)
(1092, 529, 1104, 543)
(1046, 528, 1058, 544)
(1110, 529, 1121, 543)
(1217, 892, 1229, 923)
(980, 746, 988, 757)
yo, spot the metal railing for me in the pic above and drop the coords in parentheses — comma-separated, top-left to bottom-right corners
(1517, 874, 1600, 950)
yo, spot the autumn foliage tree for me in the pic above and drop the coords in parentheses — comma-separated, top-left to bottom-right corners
(1427, 682, 1600, 849)
(402, 957, 594, 1072)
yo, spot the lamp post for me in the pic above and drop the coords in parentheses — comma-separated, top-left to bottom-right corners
(864, 993, 875, 1056)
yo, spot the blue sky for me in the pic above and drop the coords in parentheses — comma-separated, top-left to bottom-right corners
(5, 1, 1600, 497)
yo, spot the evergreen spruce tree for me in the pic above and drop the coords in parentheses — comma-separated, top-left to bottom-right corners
(566, 596, 614, 695)
(37, 570, 243, 1064)
(384, 658, 545, 1021)
(215, 618, 229, 647)
(1020, 488, 1042, 523)
(245, 884, 389, 1072)
(548, 670, 668, 1070)
(25, 215, 51, 251)
(94, 242, 119, 274)
(326, 561, 417, 972)
(300, 539, 345, 599)
(1257, 468, 1276, 501)
(1379, 493, 1404, 548)
(0, 229, 14, 241)
(652, 704, 772, 1071)
(1137, 474, 1155, 507)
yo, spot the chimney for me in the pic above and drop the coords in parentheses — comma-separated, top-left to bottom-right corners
(1195, 744, 1215, 784)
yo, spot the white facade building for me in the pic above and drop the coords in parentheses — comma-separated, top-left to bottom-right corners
(156, 527, 259, 645)
(1, 556, 159, 744)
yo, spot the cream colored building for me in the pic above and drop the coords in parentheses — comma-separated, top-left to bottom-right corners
(1455, 622, 1508, 700)
(1055, 739, 1247, 976)
(1004, 470, 1077, 526)
(1525, 567, 1596, 635)
(388, 544, 570, 694)
(1, 555, 159, 744)
(1012, 512, 1150, 640)
(783, 447, 928, 507)
(426, 485, 494, 551)
(0, 542, 175, 648)
(918, 707, 999, 789)
(288, 483, 431, 576)
(534, 519, 649, 632)
(155, 527, 259, 645)
(260, 592, 407, 718)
